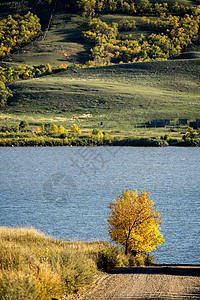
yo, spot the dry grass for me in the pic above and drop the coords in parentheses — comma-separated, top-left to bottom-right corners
(0, 227, 131, 299)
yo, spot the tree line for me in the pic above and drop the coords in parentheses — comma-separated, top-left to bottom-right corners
(83, 6, 200, 65)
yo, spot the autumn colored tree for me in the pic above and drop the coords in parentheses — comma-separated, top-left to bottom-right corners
(49, 124, 58, 134)
(58, 125, 66, 134)
(71, 125, 81, 134)
(92, 128, 103, 137)
(0, 12, 41, 59)
(36, 126, 40, 134)
(107, 189, 164, 255)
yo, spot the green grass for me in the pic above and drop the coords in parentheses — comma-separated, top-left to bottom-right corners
(1, 58, 199, 132)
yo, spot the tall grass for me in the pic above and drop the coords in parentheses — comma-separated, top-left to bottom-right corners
(0, 227, 155, 298)
(0, 227, 135, 299)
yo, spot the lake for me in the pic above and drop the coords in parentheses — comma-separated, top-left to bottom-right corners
(0, 147, 199, 264)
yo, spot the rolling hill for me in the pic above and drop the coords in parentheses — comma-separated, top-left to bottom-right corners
(0, 2, 200, 133)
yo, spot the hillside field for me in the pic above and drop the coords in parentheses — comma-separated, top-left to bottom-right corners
(1, 7, 200, 135)
(1, 57, 199, 134)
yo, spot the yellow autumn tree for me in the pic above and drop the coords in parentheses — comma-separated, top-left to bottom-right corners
(107, 189, 164, 255)
(36, 126, 40, 134)
(49, 124, 58, 134)
(70, 125, 81, 134)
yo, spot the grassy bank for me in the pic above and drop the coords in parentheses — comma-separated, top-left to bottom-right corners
(0, 227, 154, 299)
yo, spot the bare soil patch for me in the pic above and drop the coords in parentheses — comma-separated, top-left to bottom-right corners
(79, 266, 200, 300)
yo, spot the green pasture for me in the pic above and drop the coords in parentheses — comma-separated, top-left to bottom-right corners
(1, 58, 199, 133)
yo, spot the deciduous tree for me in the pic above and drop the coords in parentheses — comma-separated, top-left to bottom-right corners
(107, 189, 164, 255)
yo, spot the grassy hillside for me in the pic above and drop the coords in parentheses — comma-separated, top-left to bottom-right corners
(2, 58, 199, 133)
(0, 3, 200, 134)
(3, 13, 90, 67)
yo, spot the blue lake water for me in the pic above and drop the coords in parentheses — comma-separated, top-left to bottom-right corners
(0, 147, 199, 264)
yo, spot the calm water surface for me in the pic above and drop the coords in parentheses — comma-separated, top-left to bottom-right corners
(0, 147, 199, 264)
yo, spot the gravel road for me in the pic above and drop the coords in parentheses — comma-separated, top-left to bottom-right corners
(80, 266, 200, 300)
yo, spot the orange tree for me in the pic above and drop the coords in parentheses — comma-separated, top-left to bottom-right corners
(107, 189, 164, 255)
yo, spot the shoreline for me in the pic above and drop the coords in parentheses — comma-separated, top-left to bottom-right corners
(0, 137, 199, 147)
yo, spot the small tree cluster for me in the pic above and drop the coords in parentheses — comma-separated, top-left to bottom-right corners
(0, 12, 41, 59)
(0, 64, 56, 84)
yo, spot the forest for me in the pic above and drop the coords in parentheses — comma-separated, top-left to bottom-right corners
(0, 0, 200, 66)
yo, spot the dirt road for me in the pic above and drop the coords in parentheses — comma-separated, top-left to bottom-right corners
(80, 266, 200, 300)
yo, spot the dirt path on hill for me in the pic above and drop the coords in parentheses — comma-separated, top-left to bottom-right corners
(79, 266, 200, 300)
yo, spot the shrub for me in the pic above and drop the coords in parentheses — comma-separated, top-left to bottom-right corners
(63, 254, 95, 294)
(96, 246, 122, 272)
(0, 82, 13, 107)
(71, 125, 81, 134)
(92, 128, 104, 138)
(19, 121, 29, 130)
(143, 253, 155, 266)
(59, 133, 67, 139)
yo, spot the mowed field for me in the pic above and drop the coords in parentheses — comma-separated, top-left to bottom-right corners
(1, 11, 200, 132)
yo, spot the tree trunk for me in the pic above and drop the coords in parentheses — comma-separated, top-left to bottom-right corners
(125, 240, 128, 255)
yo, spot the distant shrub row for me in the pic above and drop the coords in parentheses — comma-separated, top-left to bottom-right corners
(0, 12, 41, 59)
(0, 63, 69, 84)
(1, 134, 199, 147)
(1, 122, 200, 147)
(1, 122, 199, 147)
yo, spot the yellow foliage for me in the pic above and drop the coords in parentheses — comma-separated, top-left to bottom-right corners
(64, 137, 69, 144)
(92, 128, 103, 137)
(71, 125, 81, 134)
(58, 125, 66, 134)
(36, 126, 40, 134)
(107, 189, 164, 255)
(49, 124, 58, 134)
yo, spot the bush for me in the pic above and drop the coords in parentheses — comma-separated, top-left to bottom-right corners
(63, 254, 95, 294)
(128, 253, 154, 266)
(144, 253, 155, 266)
(97, 246, 122, 272)
(92, 128, 104, 138)
(0, 82, 13, 107)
